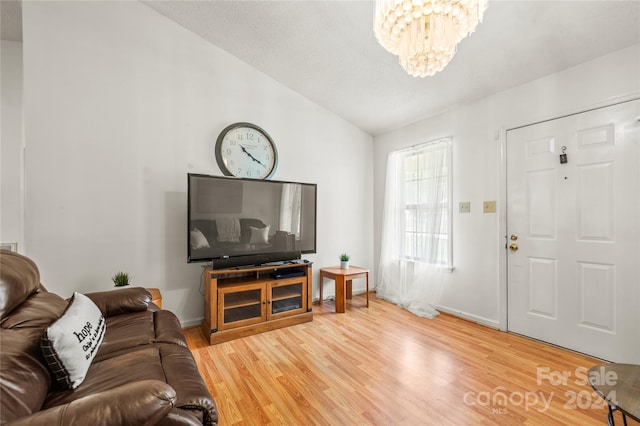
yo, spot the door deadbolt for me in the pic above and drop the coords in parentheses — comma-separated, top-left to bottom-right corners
(509, 244, 519, 252)
(510, 234, 518, 241)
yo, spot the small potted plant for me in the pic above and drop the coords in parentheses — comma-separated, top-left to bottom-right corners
(339, 253, 350, 269)
(112, 271, 131, 287)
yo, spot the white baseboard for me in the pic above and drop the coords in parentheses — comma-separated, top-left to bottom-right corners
(436, 305, 501, 330)
(181, 318, 204, 328)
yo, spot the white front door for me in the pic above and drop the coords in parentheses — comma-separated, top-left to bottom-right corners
(506, 100, 640, 362)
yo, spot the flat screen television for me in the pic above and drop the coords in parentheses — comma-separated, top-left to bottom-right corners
(187, 173, 317, 269)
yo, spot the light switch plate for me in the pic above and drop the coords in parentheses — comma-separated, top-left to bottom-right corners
(483, 200, 496, 213)
(459, 202, 471, 213)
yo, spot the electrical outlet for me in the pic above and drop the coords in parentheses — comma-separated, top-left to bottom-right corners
(459, 202, 471, 213)
(483, 200, 496, 213)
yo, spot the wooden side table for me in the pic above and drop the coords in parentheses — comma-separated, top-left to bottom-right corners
(147, 288, 162, 309)
(319, 266, 369, 313)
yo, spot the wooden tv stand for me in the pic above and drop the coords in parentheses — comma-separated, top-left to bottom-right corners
(200, 262, 313, 345)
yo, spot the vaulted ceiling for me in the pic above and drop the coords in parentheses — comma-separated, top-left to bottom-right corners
(4, 1, 640, 135)
(142, 1, 640, 135)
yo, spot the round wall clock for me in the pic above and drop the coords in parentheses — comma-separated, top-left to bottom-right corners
(215, 122, 278, 180)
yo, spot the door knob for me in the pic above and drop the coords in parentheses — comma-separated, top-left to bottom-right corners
(510, 234, 518, 241)
(509, 244, 519, 252)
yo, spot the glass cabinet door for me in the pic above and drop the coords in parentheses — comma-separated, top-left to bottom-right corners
(218, 283, 266, 330)
(269, 278, 306, 319)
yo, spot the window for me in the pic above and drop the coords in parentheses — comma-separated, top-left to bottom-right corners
(391, 138, 452, 267)
(377, 137, 452, 318)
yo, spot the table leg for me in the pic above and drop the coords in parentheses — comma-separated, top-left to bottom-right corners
(607, 404, 615, 426)
(319, 273, 324, 304)
(606, 403, 626, 426)
(366, 272, 369, 308)
(335, 275, 346, 313)
(346, 279, 353, 299)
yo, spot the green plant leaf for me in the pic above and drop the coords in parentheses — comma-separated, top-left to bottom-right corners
(112, 271, 131, 287)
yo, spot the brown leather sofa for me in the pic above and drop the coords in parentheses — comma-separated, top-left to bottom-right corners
(0, 250, 218, 425)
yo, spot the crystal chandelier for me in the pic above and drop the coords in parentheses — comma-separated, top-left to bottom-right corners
(374, 0, 488, 77)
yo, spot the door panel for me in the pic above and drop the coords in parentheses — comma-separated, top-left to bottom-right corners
(528, 257, 557, 318)
(507, 100, 639, 362)
(578, 261, 615, 331)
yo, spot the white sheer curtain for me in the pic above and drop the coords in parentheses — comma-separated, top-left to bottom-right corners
(377, 139, 451, 319)
(279, 184, 302, 236)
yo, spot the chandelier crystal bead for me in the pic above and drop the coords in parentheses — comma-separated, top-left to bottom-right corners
(375, 0, 487, 77)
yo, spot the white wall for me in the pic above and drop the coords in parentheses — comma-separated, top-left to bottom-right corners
(22, 1, 374, 326)
(1, 40, 24, 252)
(374, 44, 640, 328)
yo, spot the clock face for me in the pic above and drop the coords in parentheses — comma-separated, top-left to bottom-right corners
(215, 123, 278, 179)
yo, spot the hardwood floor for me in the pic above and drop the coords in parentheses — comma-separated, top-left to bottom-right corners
(184, 294, 616, 425)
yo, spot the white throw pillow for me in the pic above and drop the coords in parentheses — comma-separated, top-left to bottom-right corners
(190, 228, 210, 249)
(249, 225, 270, 244)
(41, 292, 106, 389)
